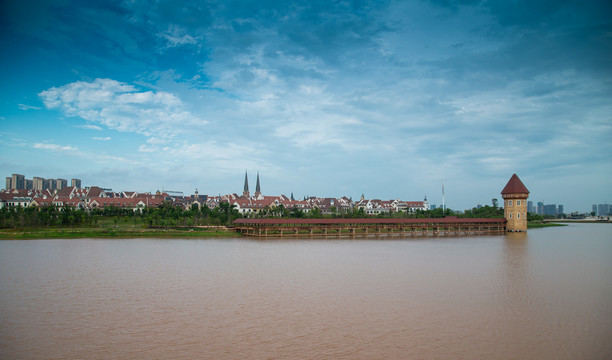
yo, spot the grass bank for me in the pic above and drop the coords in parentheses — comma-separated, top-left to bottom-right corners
(527, 221, 567, 229)
(0, 225, 239, 240)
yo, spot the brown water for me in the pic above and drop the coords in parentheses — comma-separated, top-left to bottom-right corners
(1, 223, 611, 359)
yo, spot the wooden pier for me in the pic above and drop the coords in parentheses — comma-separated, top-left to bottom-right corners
(233, 217, 507, 238)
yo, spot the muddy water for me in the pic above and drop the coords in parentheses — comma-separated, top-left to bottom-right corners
(1, 223, 611, 359)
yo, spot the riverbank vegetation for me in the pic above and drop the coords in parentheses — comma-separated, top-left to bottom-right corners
(0, 202, 564, 239)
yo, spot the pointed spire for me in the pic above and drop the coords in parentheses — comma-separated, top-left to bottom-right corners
(255, 171, 261, 196)
(291, 192, 294, 201)
(243, 170, 250, 198)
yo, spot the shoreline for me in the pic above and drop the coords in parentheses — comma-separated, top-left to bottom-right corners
(0, 221, 574, 239)
(0, 227, 240, 240)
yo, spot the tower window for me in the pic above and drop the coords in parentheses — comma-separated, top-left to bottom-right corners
(517, 213, 520, 219)
(509, 213, 512, 219)
(508, 200, 513, 206)
(517, 200, 521, 206)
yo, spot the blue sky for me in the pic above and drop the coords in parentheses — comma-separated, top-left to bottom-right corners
(1, 0, 610, 212)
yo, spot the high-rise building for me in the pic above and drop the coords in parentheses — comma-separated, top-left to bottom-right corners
(597, 204, 611, 216)
(25, 179, 33, 190)
(56, 179, 67, 190)
(537, 202, 544, 215)
(527, 201, 534, 214)
(543, 204, 557, 216)
(558, 205, 564, 215)
(71, 178, 81, 188)
(5, 177, 11, 190)
(11, 174, 25, 190)
(501, 174, 529, 232)
(48, 179, 57, 191)
(33, 177, 44, 191)
(592, 204, 597, 215)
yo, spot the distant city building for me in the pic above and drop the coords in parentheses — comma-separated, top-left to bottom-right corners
(595, 204, 611, 216)
(11, 174, 25, 190)
(56, 179, 67, 190)
(527, 201, 534, 214)
(33, 177, 44, 191)
(430, 204, 436, 210)
(592, 204, 598, 215)
(558, 205, 564, 215)
(537, 202, 544, 215)
(543, 204, 557, 216)
(3, 174, 82, 192)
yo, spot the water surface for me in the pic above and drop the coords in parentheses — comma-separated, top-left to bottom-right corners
(1, 223, 611, 359)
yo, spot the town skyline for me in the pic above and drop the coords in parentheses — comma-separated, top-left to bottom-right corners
(1, 1, 610, 214)
(5, 170, 603, 215)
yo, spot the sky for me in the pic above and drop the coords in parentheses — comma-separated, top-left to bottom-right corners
(1, 0, 610, 213)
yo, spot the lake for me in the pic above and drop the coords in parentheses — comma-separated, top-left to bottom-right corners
(1, 223, 611, 359)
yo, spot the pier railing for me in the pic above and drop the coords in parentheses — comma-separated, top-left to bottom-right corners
(233, 218, 506, 237)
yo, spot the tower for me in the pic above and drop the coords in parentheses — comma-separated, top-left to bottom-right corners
(243, 170, 249, 198)
(501, 174, 529, 232)
(255, 171, 261, 198)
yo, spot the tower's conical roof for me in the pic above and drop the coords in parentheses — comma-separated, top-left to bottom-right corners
(501, 174, 529, 195)
(255, 171, 261, 194)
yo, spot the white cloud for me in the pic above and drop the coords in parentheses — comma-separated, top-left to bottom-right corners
(33, 142, 78, 151)
(18, 104, 41, 111)
(159, 25, 199, 48)
(79, 124, 103, 131)
(92, 136, 111, 141)
(39, 78, 204, 142)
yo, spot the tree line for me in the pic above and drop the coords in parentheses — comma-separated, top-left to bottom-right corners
(0, 202, 509, 229)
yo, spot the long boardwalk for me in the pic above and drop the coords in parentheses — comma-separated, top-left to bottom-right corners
(233, 217, 507, 238)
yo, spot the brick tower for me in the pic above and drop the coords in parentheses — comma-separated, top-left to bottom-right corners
(501, 174, 529, 232)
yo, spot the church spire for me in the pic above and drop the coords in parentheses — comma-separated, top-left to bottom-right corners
(255, 171, 261, 198)
(243, 170, 249, 198)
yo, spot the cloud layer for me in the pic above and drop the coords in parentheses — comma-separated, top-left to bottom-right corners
(1, 0, 611, 210)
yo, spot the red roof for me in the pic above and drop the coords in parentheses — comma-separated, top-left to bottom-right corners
(501, 174, 529, 195)
(234, 218, 505, 225)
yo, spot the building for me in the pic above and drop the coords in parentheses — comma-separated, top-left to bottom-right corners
(11, 174, 25, 190)
(5, 177, 11, 190)
(557, 205, 564, 216)
(543, 204, 557, 216)
(595, 204, 611, 216)
(537, 202, 544, 215)
(242, 171, 249, 198)
(33, 177, 45, 191)
(56, 179, 67, 190)
(501, 174, 529, 232)
(71, 178, 81, 188)
(527, 201, 534, 214)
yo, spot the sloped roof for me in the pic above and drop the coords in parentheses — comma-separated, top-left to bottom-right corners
(501, 174, 529, 195)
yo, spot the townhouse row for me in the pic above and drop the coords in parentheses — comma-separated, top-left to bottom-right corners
(1, 187, 428, 215)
